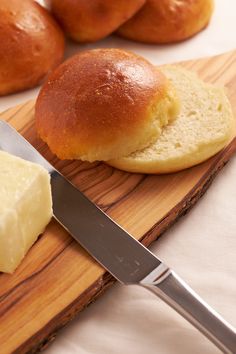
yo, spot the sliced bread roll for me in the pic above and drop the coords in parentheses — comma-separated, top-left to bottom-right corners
(108, 66, 235, 174)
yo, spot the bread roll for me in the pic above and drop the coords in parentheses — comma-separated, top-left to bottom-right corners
(108, 66, 235, 174)
(35, 49, 179, 162)
(0, 0, 65, 96)
(47, 0, 146, 43)
(117, 0, 214, 44)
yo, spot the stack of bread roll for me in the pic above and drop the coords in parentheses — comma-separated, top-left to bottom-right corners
(48, 0, 214, 43)
(0, 0, 214, 96)
(35, 49, 235, 174)
(2, 0, 233, 174)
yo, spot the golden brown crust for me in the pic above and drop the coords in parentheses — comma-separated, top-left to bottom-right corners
(48, 0, 146, 42)
(0, 0, 65, 96)
(117, 0, 214, 44)
(35, 49, 171, 162)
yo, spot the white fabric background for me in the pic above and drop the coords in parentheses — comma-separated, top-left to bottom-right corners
(0, 1, 235, 353)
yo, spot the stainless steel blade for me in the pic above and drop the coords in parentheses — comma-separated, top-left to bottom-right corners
(1, 120, 235, 353)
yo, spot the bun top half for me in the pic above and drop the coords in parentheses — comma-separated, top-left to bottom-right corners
(35, 49, 179, 162)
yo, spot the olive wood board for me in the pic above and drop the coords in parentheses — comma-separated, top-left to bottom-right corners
(0, 50, 236, 354)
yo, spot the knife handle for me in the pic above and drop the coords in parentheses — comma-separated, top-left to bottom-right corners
(140, 267, 236, 353)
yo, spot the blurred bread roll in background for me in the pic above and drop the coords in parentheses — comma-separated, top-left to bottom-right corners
(0, 0, 65, 96)
(47, 0, 146, 43)
(35, 49, 179, 161)
(117, 0, 214, 44)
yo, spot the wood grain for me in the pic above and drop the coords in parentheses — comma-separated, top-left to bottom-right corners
(0, 51, 236, 354)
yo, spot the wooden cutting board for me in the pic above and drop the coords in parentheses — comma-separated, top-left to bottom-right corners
(1, 51, 236, 354)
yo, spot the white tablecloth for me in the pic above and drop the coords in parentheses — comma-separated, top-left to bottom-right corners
(1, 1, 236, 353)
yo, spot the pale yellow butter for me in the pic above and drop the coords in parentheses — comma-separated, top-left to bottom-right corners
(0, 151, 52, 273)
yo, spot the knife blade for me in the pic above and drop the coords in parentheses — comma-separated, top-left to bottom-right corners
(0, 120, 235, 353)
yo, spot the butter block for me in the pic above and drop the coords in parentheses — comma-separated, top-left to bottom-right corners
(0, 151, 52, 273)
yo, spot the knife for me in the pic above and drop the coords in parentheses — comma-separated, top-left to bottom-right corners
(0, 121, 235, 353)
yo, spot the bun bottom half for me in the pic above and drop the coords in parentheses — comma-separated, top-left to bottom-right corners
(107, 66, 235, 174)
